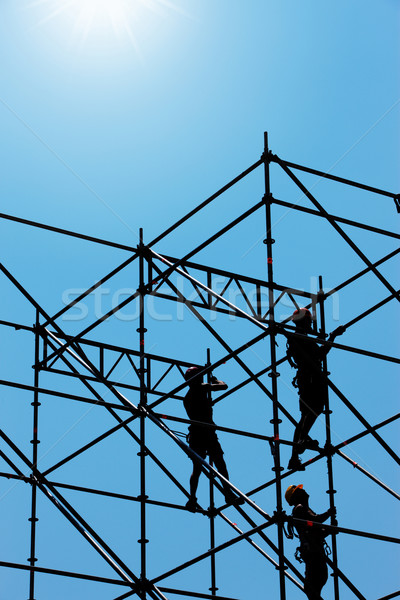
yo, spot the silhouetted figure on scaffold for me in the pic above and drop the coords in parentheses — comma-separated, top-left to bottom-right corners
(285, 484, 336, 600)
(183, 366, 243, 512)
(286, 308, 343, 471)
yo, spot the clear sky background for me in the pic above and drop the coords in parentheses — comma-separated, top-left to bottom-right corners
(0, 1, 399, 599)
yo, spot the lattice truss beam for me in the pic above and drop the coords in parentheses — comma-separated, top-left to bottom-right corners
(0, 133, 398, 600)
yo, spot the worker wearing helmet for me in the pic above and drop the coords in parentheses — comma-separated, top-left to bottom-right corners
(183, 366, 241, 511)
(286, 308, 343, 470)
(285, 484, 336, 600)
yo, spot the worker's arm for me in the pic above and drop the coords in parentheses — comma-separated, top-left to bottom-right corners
(320, 325, 347, 358)
(208, 375, 228, 391)
(286, 337, 297, 368)
(315, 507, 336, 523)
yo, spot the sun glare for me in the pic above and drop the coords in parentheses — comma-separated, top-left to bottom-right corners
(31, 0, 185, 47)
(73, 0, 129, 34)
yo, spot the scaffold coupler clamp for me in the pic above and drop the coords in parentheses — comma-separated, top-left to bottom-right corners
(262, 192, 274, 209)
(268, 435, 279, 457)
(29, 472, 40, 485)
(272, 510, 285, 526)
(25, 473, 34, 485)
(207, 505, 218, 518)
(322, 442, 335, 458)
(261, 149, 273, 163)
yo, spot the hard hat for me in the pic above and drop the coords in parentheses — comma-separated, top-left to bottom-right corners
(184, 366, 202, 381)
(285, 484, 303, 505)
(292, 308, 312, 323)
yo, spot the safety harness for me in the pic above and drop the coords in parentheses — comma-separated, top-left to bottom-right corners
(284, 513, 331, 563)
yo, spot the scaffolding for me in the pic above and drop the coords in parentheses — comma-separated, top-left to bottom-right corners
(0, 132, 399, 600)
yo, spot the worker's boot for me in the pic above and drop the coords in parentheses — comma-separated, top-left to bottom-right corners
(224, 489, 244, 506)
(304, 436, 319, 450)
(288, 455, 305, 471)
(185, 496, 198, 512)
(297, 440, 307, 455)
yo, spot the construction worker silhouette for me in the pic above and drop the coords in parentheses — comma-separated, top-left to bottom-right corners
(285, 484, 336, 600)
(183, 366, 242, 512)
(286, 308, 343, 470)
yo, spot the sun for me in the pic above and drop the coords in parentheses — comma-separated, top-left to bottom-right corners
(70, 0, 131, 35)
(31, 0, 135, 41)
(30, 0, 184, 46)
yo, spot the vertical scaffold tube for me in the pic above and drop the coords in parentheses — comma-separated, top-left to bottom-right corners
(318, 275, 340, 600)
(206, 348, 218, 596)
(138, 228, 148, 599)
(263, 132, 286, 600)
(28, 309, 40, 600)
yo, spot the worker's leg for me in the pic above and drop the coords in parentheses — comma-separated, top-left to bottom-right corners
(293, 413, 308, 446)
(214, 453, 236, 501)
(186, 430, 206, 511)
(288, 412, 308, 469)
(206, 433, 228, 478)
(289, 385, 323, 466)
(189, 460, 202, 499)
(298, 410, 319, 445)
(209, 437, 242, 504)
(304, 556, 328, 600)
(212, 448, 229, 481)
(318, 559, 328, 597)
(298, 382, 327, 445)
(209, 439, 230, 494)
(298, 387, 322, 439)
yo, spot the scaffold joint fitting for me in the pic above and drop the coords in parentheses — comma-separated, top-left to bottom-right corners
(323, 443, 336, 457)
(137, 450, 149, 457)
(268, 371, 280, 377)
(271, 466, 284, 473)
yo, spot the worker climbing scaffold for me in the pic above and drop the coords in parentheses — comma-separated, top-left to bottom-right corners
(285, 484, 336, 600)
(285, 308, 344, 470)
(183, 366, 243, 511)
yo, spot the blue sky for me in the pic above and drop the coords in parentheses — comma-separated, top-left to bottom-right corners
(0, 1, 399, 599)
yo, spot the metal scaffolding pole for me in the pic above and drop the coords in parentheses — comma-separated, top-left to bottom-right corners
(318, 276, 340, 600)
(138, 228, 149, 599)
(206, 348, 218, 597)
(263, 132, 286, 600)
(28, 309, 40, 600)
